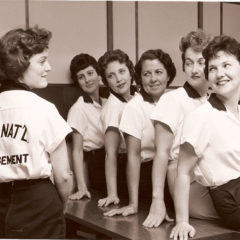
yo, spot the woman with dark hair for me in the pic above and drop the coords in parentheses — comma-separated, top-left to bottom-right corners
(103, 49, 176, 217)
(97, 49, 135, 207)
(67, 53, 106, 200)
(143, 29, 218, 228)
(171, 35, 240, 239)
(0, 26, 73, 239)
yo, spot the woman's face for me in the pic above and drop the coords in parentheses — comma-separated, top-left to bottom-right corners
(184, 47, 208, 90)
(141, 59, 169, 102)
(105, 61, 131, 98)
(208, 50, 240, 99)
(76, 66, 100, 95)
(20, 49, 51, 89)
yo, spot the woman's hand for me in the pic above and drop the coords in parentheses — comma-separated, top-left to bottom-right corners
(142, 198, 173, 228)
(98, 195, 120, 207)
(69, 189, 91, 200)
(170, 222, 196, 240)
(103, 205, 137, 217)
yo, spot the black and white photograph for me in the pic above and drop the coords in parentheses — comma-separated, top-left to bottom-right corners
(0, 0, 240, 239)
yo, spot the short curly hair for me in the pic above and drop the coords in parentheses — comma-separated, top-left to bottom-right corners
(179, 29, 212, 71)
(135, 49, 176, 87)
(0, 26, 51, 84)
(202, 35, 240, 80)
(98, 49, 135, 86)
(70, 53, 99, 86)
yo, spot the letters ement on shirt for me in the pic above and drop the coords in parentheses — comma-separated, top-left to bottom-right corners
(0, 123, 29, 165)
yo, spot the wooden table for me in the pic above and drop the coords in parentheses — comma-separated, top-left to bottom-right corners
(65, 191, 239, 239)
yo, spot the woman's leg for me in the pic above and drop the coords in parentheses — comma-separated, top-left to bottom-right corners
(167, 161, 219, 220)
(189, 181, 219, 220)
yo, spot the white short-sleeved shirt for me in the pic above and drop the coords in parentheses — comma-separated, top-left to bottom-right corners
(0, 90, 72, 182)
(119, 91, 155, 163)
(181, 94, 240, 187)
(101, 91, 128, 152)
(151, 82, 207, 161)
(67, 96, 106, 152)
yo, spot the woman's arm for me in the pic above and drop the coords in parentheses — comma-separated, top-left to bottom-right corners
(170, 142, 198, 240)
(98, 127, 121, 207)
(69, 131, 91, 200)
(103, 134, 141, 217)
(143, 122, 174, 227)
(50, 139, 74, 209)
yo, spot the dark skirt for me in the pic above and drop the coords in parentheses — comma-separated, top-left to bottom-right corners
(0, 178, 65, 239)
(85, 148, 106, 193)
(209, 176, 240, 230)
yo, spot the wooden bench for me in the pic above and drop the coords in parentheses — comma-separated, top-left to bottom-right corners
(65, 190, 239, 240)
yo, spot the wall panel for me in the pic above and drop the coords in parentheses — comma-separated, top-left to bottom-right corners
(0, 0, 25, 38)
(223, 3, 240, 42)
(113, 1, 136, 64)
(138, 2, 197, 86)
(29, 0, 107, 84)
(203, 2, 220, 36)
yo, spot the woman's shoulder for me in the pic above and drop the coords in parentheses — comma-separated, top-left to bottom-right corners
(163, 87, 185, 99)
(103, 93, 125, 109)
(157, 88, 184, 107)
(127, 92, 143, 105)
(185, 101, 212, 123)
(69, 96, 85, 109)
(26, 91, 56, 108)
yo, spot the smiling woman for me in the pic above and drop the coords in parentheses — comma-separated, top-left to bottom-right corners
(67, 53, 107, 201)
(143, 30, 218, 230)
(0, 26, 73, 239)
(171, 35, 240, 239)
(97, 49, 135, 208)
(102, 49, 176, 218)
(20, 49, 51, 89)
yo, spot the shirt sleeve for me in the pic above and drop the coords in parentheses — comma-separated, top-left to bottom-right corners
(180, 110, 210, 159)
(151, 93, 183, 134)
(119, 100, 144, 140)
(101, 100, 124, 133)
(67, 103, 87, 136)
(41, 104, 72, 153)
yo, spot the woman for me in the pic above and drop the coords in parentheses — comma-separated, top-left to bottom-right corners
(97, 49, 135, 207)
(0, 26, 73, 238)
(103, 49, 176, 217)
(67, 53, 106, 200)
(171, 35, 240, 239)
(143, 29, 218, 228)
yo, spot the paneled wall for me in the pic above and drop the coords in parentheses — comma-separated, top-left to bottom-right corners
(223, 3, 240, 41)
(112, 1, 136, 63)
(0, 1, 239, 86)
(138, 2, 197, 86)
(0, 0, 25, 37)
(29, 0, 107, 84)
(203, 2, 220, 36)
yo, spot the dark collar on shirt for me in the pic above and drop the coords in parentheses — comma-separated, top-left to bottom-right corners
(140, 87, 154, 103)
(183, 81, 201, 99)
(110, 89, 127, 103)
(82, 93, 93, 104)
(208, 93, 226, 111)
(82, 92, 104, 105)
(0, 81, 31, 93)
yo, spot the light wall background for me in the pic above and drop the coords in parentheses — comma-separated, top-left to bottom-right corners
(0, 1, 239, 86)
